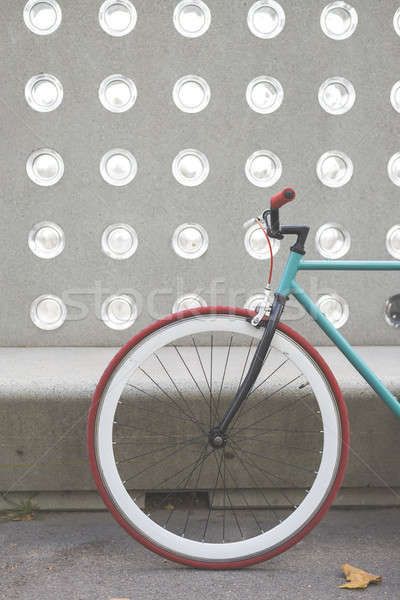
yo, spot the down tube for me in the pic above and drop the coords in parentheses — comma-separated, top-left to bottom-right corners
(291, 281, 400, 420)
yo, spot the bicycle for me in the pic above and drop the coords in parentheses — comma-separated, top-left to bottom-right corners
(87, 188, 400, 569)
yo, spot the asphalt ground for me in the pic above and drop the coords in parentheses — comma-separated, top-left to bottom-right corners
(1, 508, 399, 600)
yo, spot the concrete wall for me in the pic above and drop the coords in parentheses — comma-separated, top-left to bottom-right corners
(0, 0, 399, 347)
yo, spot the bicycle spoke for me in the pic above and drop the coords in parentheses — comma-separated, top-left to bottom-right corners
(162, 442, 211, 530)
(210, 334, 214, 424)
(122, 437, 206, 485)
(215, 335, 233, 422)
(115, 435, 204, 465)
(191, 336, 219, 427)
(247, 358, 288, 397)
(230, 436, 321, 455)
(222, 449, 227, 542)
(230, 365, 300, 431)
(236, 374, 302, 423)
(231, 442, 299, 508)
(153, 352, 206, 431)
(225, 486, 244, 540)
(211, 450, 244, 540)
(151, 442, 211, 514)
(231, 444, 316, 474)
(231, 393, 317, 442)
(228, 441, 281, 525)
(229, 427, 322, 434)
(137, 366, 206, 433)
(173, 345, 215, 418)
(114, 422, 187, 440)
(182, 443, 210, 537)
(225, 339, 259, 431)
(231, 398, 301, 438)
(237, 338, 255, 389)
(146, 446, 215, 492)
(121, 390, 207, 431)
(221, 454, 264, 535)
(231, 447, 300, 488)
(203, 451, 224, 541)
(115, 438, 203, 446)
(232, 376, 302, 435)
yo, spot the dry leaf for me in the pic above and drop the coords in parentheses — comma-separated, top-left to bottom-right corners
(164, 503, 175, 510)
(0, 511, 34, 521)
(339, 563, 382, 589)
(11, 513, 34, 521)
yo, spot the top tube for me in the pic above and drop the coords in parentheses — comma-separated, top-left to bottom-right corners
(299, 260, 400, 271)
(276, 252, 400, 297)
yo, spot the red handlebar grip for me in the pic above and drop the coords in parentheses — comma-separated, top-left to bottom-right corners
(270, 188, 296, 210)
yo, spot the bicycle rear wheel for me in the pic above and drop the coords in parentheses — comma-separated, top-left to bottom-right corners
(88, 307, 349, 568)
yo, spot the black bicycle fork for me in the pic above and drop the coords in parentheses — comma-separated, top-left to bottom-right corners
(208, 293, 287, 447)
(208, 212, 308, 448)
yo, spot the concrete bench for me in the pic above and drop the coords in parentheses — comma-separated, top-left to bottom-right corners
(0, 346, 399, 510)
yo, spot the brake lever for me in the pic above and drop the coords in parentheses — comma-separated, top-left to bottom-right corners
(242, 216, 265, 230)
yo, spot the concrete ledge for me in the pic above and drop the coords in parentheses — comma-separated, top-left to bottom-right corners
(0, 346, 399, 508)
(1, 487, 400, 512)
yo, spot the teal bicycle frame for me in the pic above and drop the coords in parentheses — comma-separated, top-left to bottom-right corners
(277, 252, 400, 420)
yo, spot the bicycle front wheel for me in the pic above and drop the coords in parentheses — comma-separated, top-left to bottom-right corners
(88, 308, 349, 568)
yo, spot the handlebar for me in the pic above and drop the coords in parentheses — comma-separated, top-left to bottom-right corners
(270, 187, 296, 210)
(243, 186, 308, 253)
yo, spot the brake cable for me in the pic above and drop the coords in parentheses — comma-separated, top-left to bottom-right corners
(256, 218, 274, 285)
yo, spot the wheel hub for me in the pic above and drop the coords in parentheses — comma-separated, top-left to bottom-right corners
(208, 428, 227, 449)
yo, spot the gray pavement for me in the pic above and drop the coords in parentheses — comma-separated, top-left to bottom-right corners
(1, 508, 399, 599)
